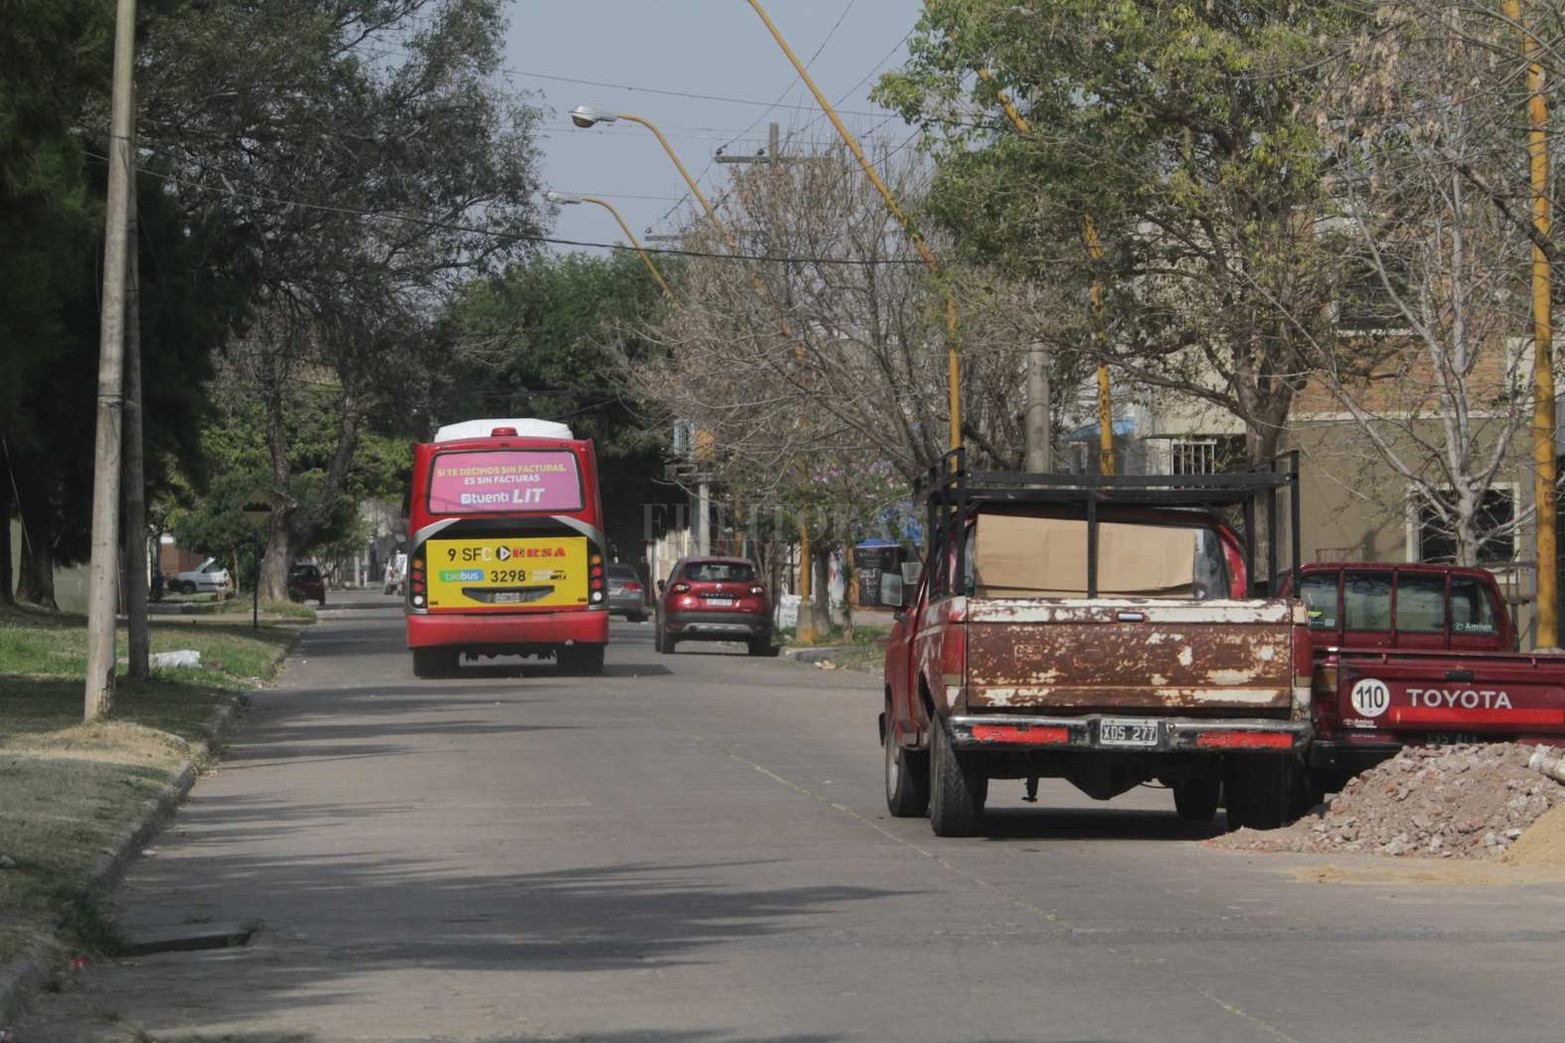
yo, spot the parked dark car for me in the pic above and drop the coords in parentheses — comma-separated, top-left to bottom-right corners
(655, 556, 775, 656)
(606, 562, 649, 622)
(287, 563, 326, 605)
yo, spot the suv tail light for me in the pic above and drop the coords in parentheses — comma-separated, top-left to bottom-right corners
(672, 582, 691, 594)
(748, 584, 766, 596)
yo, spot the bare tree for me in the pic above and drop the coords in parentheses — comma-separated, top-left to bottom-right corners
(1285, 1, 1543, 566)
(633, 143, 1088, 554)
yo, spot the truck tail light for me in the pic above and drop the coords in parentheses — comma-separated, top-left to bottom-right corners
(1291, 623, 1314, 690)
(1194, 731, 1295, 749)
(972, 724, 1069, 745)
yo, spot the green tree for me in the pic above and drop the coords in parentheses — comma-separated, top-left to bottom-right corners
(135, 0, 545, 597)
(876, 0, 1358, 464)
(0, 0, 109, 605)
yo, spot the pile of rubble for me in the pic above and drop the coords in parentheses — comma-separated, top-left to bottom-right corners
(1214, 743, 1565, 859)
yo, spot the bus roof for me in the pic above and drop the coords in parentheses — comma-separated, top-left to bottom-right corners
(433, 418, 574, 443)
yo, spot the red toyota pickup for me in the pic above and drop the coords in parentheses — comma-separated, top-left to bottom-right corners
(880, 453, 1313, 836)
(1288, 562, 1565, 795)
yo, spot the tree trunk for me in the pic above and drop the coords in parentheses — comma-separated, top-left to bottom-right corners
(0, 458, 13, 606)
(16, 502, 57, 610)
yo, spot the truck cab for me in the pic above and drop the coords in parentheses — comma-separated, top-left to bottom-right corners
(1285, 563, 1565, 794)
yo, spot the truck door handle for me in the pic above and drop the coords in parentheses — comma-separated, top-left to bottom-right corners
(1445, 669, 1474, 682)
(1116, 611, 1146, 623)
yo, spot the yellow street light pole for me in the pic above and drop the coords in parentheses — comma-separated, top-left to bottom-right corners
(745, 0, 963, 453)
(546, 191, 677, 303)
(1503, 0, 1557, 647)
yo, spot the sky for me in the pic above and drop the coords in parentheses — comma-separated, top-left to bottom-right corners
(501, 1, 929, 257)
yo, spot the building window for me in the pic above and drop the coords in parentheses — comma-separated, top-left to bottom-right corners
(1171, 439, 1218, 475)
(1416, 488, 1515, 565)
(1166, 435, 1246, 475)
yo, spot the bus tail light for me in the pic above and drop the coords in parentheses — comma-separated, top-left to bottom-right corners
(589, 554, 606, 605)
(410, 549, 428, 607)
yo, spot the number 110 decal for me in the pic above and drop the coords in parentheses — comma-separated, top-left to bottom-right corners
(1350, 678, 1391, 718)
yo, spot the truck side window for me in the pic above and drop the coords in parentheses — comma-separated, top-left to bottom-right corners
(1343, 572, 1392, 631)
(1394, 575, 1446, 633)
(1450, 576, 1499, 635)
(1298, 573, 1339, 628)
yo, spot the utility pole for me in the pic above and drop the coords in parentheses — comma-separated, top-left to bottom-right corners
(124, 107, 150, 680)
(1084, 215, 1116, 477)
(1024, 289, 1052, 472)
(84, 0, 138, 719)
(719, 123, 826, 640)
(1504, 0, 1557, 648)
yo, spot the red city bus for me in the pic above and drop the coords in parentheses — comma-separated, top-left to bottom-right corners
(405, 418, 609, 677)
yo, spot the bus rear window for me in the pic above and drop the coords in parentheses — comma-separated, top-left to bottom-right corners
(427, 450, 584, 514)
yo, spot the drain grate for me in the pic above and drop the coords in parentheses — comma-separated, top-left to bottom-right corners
(121, 921, 259, 956)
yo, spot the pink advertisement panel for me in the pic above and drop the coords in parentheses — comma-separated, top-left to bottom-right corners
(428, 450, 583, 514)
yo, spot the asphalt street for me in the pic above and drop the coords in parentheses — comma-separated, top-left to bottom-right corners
(13, 591, 1565, 1042)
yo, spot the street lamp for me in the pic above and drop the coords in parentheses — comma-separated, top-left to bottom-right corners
(546, 191, 676, 302)
(568, 106, 739, 253)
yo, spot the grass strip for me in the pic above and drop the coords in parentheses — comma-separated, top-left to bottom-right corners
(0, 606, 298, 969)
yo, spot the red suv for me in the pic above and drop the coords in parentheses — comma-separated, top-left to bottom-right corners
(655, 556, 776, 656)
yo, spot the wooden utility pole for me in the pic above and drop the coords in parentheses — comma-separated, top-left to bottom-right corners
(84, 0, 138, 719)
(124, 117, 150, 680)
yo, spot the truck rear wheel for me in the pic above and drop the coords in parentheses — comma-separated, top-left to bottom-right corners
(884, 733, 930, 817)
(1225, 755, 1302, 831)
(1173, 779, 1221, 822)
(929, 721, 986, 837)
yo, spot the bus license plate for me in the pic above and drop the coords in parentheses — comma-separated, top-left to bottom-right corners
(1099, 719, 1158, 747)
(491, 591, 522, 604)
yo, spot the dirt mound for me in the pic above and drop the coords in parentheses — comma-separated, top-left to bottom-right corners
(1212, 743, 1565, 860)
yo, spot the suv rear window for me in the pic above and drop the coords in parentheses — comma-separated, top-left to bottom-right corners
(681, 561, 756, 583)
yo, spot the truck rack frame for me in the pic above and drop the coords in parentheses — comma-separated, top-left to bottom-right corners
(919, 449, 1302, 598)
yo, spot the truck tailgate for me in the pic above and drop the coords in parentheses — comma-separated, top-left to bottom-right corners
(963, 598, 1302, 714)
(1335, 651, 1565, 739)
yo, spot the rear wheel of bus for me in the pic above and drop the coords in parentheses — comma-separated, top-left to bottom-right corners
(412, 648, 459, 678)
(557, 645, 605, 675)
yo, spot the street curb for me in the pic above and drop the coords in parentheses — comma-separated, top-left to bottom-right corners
(0, 696, 246, 1026)
(780, 646, 841, 664)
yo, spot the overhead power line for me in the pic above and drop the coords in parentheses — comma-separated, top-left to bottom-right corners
(87, 150, 923, 267)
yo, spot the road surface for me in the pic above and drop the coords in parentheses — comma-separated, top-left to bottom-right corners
(14, 590, 1565, 1041)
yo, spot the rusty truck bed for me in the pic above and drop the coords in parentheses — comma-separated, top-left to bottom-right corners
(962, 598, 1304, 715)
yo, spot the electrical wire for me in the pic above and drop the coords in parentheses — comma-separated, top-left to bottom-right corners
(86, 149, 924, 267)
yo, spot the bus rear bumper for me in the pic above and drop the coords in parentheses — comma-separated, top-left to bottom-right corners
(407, 609, 608, 651)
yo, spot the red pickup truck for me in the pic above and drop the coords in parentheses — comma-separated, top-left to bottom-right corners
(1289, 562, 1565, 795)
(880, 453, 1313, 836)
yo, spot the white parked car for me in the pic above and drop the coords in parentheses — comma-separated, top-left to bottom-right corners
(170, 557, 231, 595)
